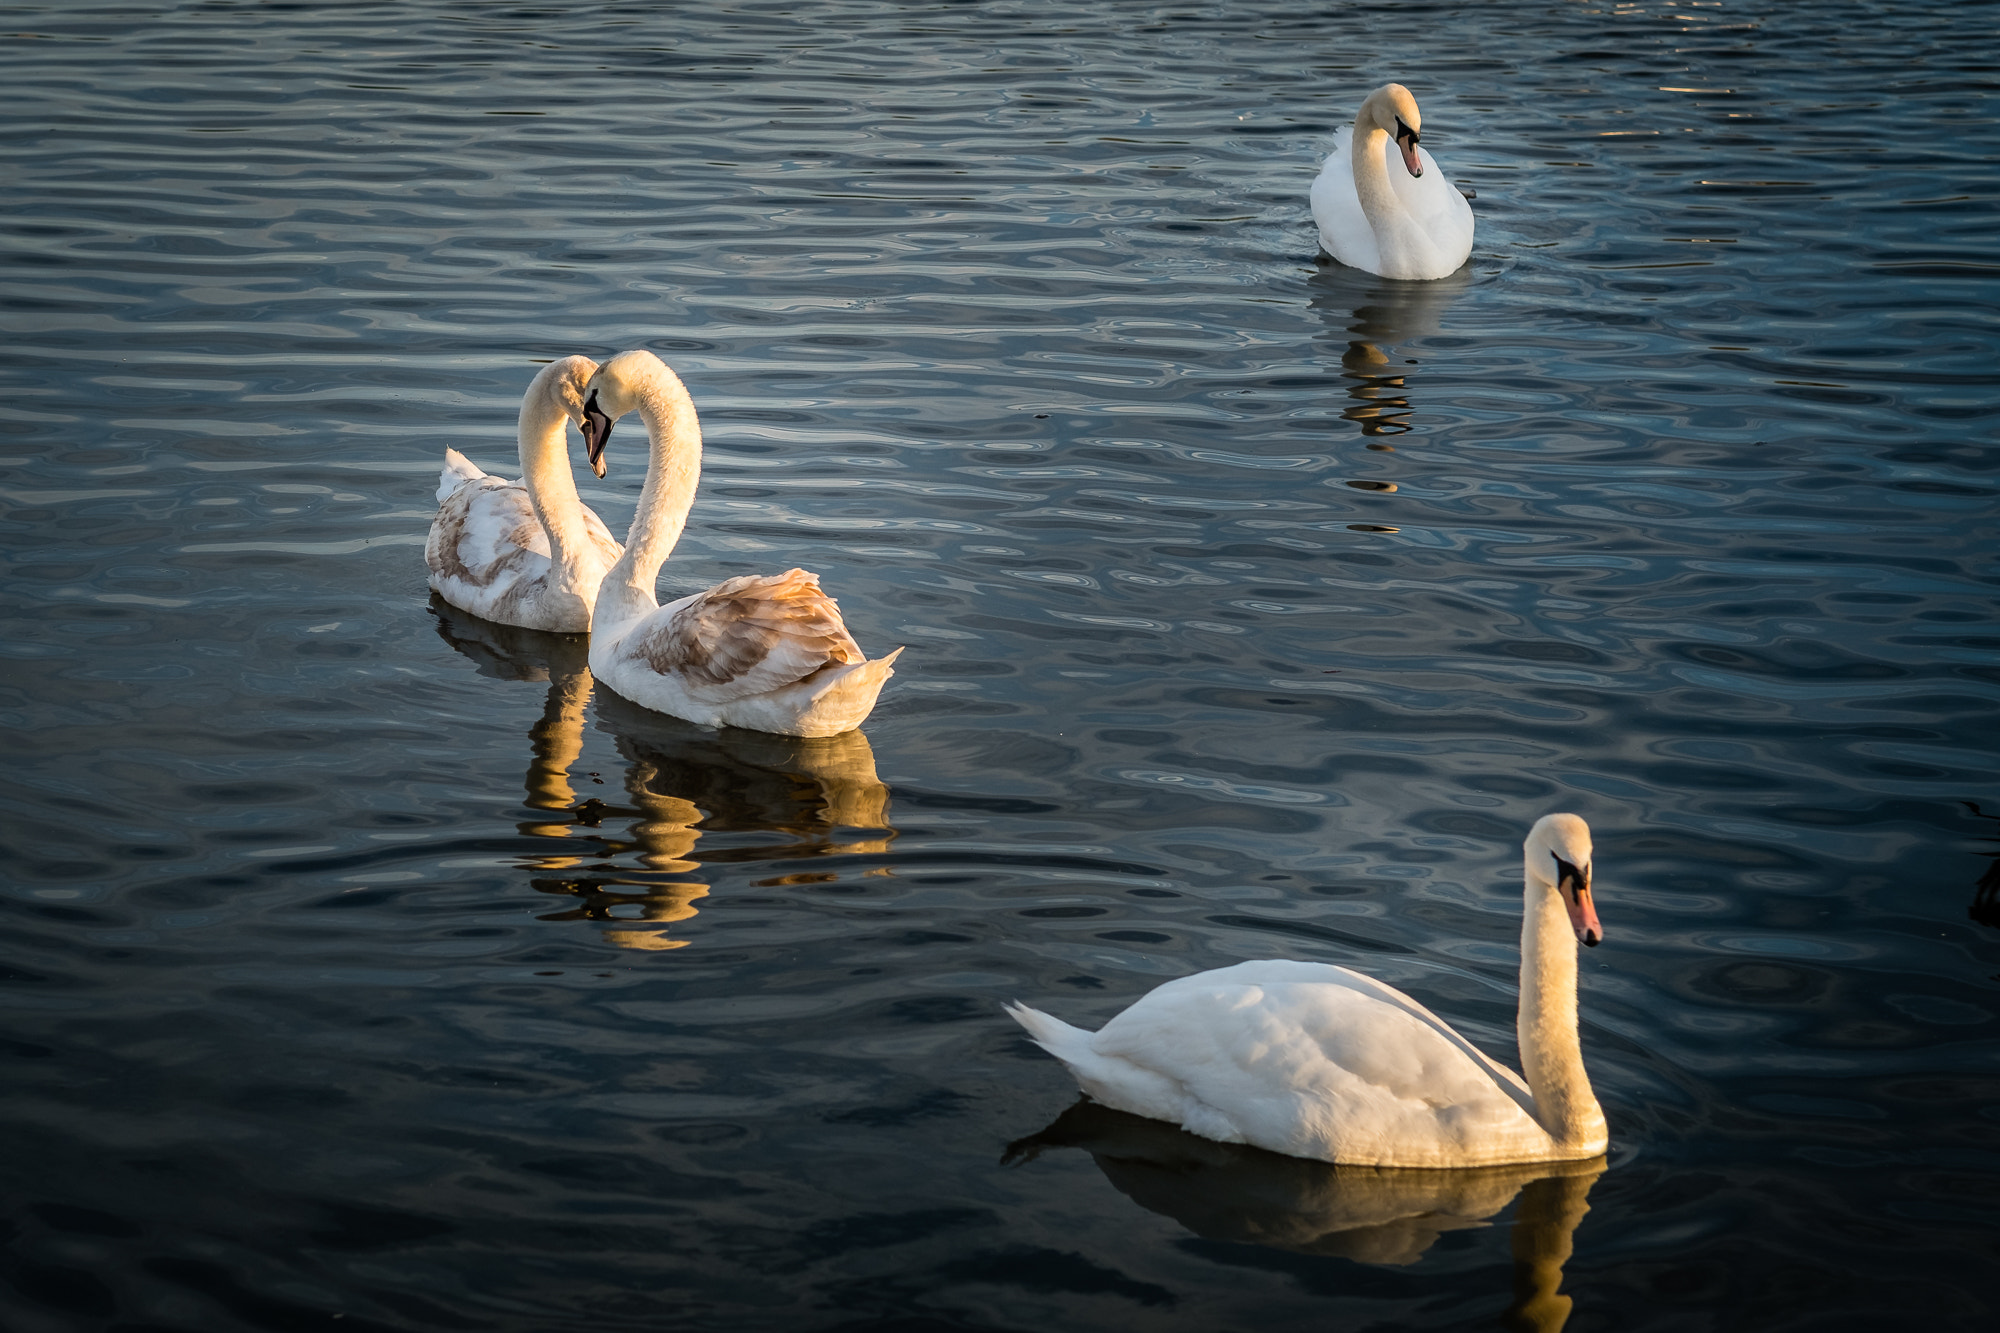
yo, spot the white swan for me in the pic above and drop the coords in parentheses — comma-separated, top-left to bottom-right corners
(1310, 83, 1475, 281)
(427, 356, 624, 632)
(579, 350, 902, 738)
(1006, 814, 1608, 1169)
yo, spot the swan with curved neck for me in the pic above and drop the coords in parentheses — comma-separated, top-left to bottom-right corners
(426, 356, 624, 632)
(1006, 814, 1608, 1168)
(1310, 83, 1475, 282)
(580, 350, 902, 738)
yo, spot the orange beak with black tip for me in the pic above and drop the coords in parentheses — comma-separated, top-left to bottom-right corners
(1394, 116, 1424, 178)
(1554, 855, 1601, 947)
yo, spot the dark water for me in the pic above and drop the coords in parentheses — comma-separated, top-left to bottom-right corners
(3, 0, 1997, 1328)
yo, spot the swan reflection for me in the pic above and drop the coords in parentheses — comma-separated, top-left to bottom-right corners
(1310, 264, 1470, 442)
(432, 597, 894, 950)
(1965, 801, 2000, 929)
(1006, 1100, 1602, 1332)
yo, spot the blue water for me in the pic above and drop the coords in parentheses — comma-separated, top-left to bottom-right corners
(1, 1, 1996, 1329)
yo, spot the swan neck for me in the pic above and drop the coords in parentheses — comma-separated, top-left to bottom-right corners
(518, 387, 589, 578)
(600, 368, 703, 628)
(1518, 878, 1605, 1151)
(1349, 120, 1404, 228)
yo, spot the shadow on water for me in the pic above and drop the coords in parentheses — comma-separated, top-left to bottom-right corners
(1308, 262, 1472, 445)
(1006, 1100, 1603, 1333)
(431, 596, 895, 950)
(1963, 802, 2000, 930)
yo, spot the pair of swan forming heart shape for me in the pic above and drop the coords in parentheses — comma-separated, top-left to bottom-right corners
(426, 351, 900, 738)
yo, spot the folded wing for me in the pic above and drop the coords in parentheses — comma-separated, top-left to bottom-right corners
(634, 568, 865, 704)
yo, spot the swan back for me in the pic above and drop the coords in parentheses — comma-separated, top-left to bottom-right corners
(632, 569, 864, 704)
(1013, 960, 1558, 1169)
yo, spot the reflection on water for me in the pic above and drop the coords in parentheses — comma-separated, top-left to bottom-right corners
(1008, 1100, 1601, 1332)
(1965, 803, 2000, 931)
(432, 598, 894, 950)
(1311, 264, 1472, 446)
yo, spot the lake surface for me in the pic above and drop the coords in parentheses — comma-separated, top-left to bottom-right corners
(2, 1, 1996, 1329)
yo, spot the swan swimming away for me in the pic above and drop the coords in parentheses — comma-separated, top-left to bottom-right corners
(1310, 82, 1475, 282)
(1006, 814, 1609, 1169)
(427, 356, 624, 632)
(579, 350, 902, 738)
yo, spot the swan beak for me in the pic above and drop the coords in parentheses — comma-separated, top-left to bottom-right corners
(581, 390, 613, 478)
(1573, 886, 1602, 947)
(1396, 132, 1423, 178)
(1393, 117, 1423, 178)
(1562, 863, 1602, 947)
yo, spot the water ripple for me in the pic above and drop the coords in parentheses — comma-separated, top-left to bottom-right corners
(2, 0, 1997, 1329)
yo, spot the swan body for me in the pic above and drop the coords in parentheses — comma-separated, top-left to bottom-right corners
(1007, 814, 1607, 1168)
(581, 350, 902, 738)
(426, 356, 623, 632)
(1310, 83, 1474, 281)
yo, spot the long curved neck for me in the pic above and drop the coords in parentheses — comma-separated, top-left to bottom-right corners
(597, 367, 704, 630)
(1350, 107, 1437, 279)
(1350, 115, 1404, 230)
(518, 387, 590, 585)
(1517, 878, 1606, 1151)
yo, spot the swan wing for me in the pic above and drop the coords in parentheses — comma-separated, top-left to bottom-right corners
(427, 474, 552, 591)
(1309, 127, 1381, 273)
(1083, 960, 1549, 1167)
(627, 568, 866, 705)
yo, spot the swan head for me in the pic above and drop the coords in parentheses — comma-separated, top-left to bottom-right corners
(525, 355, 605, 474)
(578, 349, 672, 478)
(1526, 813, 1601, 948)
(1361, 83, 1426, 179)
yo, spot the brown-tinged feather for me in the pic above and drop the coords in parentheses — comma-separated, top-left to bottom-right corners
(636, 568, 864, 702)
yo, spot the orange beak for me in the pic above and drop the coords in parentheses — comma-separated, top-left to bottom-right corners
(1394, 118, 1423, 178)
(1563, 869, 1602, 947)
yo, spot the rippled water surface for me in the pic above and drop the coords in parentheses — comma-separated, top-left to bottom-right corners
(3, 1, 1997, 1329)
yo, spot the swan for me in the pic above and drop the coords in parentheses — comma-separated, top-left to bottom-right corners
(427, 356, 624, 632)
(1310, 82, 1475, 282)
(1005, 814, 1608, 1169)
(578, 350, 902, 738)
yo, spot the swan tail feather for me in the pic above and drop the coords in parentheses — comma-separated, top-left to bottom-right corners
(806, 644, 901, 705)
(1005, 1001, 1095, 1066)
(779, 645, 900, 737)
(438, 448, 486, 503)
